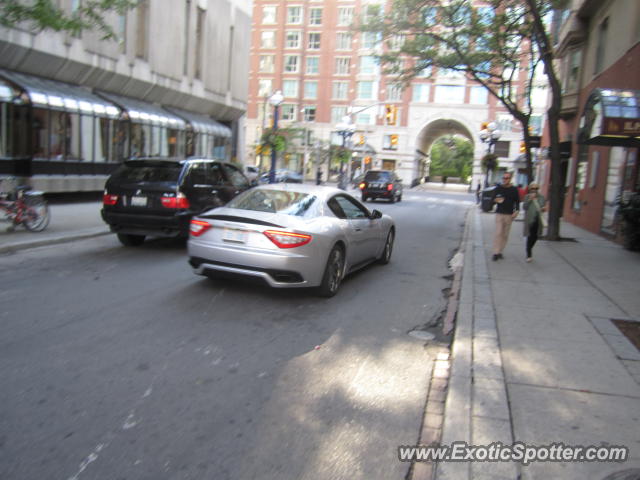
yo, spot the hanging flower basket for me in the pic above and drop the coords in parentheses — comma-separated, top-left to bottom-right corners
(261, 128, 288, 153)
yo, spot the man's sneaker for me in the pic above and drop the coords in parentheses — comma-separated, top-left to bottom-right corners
(492, 254, 499, 261)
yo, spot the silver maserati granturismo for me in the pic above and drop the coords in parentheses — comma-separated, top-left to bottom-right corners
(188, 183, 395, 296)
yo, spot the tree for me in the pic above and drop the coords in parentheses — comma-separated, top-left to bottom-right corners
(430, 136, 473, 179)
(0, 0, 138, 40)
(360, 0, 568, 239)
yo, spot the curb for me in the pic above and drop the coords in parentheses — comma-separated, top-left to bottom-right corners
(411, 207, 474, 480)
(0, 228, 111, 255)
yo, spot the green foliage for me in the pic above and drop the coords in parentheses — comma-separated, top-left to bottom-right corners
(619, 193, 640, 251)
(260, 128, 292, 153)
(0, 0, 138, 40)
(429, 136, 473, 179)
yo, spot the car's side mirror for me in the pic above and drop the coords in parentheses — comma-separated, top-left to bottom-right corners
(370, 209, 383, 219)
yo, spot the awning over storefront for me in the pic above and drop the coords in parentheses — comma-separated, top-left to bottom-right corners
(0, 69, 120, 118)
(578, 88, 640, 147)
(165, 107, 232, 138)
(97, 91, 187, 129)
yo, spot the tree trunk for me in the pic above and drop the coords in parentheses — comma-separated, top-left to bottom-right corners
(525, 0, 565, 240)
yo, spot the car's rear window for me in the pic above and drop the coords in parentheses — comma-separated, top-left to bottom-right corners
(365, 171, 392, 182)
(111, 161, 184, 183)
(227, 189, 316, 216)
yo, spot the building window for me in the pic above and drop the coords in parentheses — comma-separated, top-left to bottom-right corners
(309, 8, 322, 25)
(412, 84, 430, 102)
(261, 31, 275, 49)
(361, 32, 381, 49)
(383, 134, 399, 150)
(262, 5, 277, 24)
(304, 81, 318, 99)
(307, 32, 321, 50)
(336, 32, 352, 50)
(337, 7, 353, 26)
(595, 17, 608, 74)
(331, 106, 348, 123)
(285, 31, 301, 48)
(303, 106, 316, 122)
(281, 104, 297, 121)
(469, 86, 488, 104)
(283, 79, 299, 98)
(259, 55, 275, 73)
(434, 85, 464, 104)
(357, 81, 375, 100)
(565, 49, 582, 93)
(497, 114, 513, 132)
(284, 55, 300, 73)
(355, 113, 375, 125)
(359, 56, 378, 75)
(258, 79, 273, 97)
(332, 81, 349, 100)
(389, 34, 405, 51)
(335, 57, 351, 75)
(363, 4, 382, 23)
(306, 57, 319, 74)
(287, 6, 302, 24)
(416, 65, 432, 78)
(387, 84, 402, 101)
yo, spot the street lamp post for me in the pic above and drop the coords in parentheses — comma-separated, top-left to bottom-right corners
(268, 90, 284, 184)
(478, 121, 501, 187)
(335, 115, 356, 190)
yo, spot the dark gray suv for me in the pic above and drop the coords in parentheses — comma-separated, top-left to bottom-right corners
(102, 158, 252, 246)
(359, 170, 403, 203)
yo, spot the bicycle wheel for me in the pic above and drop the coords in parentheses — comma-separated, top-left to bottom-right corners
(22, 197, 50, 232)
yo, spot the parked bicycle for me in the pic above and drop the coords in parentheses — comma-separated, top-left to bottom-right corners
(0, 177, 50, 232)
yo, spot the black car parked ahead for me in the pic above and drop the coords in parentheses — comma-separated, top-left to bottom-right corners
(102, 158, 252, 246)
(359, 170, 403, 203)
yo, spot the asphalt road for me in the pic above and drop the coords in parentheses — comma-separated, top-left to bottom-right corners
(0, 189, 473, 480)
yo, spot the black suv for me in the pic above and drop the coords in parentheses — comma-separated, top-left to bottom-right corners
(359, 170, 403, 203)
(102, 158, 252, 246)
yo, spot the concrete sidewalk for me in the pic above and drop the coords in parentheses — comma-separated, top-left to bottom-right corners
(0, 201, 108, 254)
(437, 208, 640, 480)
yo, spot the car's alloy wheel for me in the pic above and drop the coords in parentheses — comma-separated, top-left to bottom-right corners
(378, 229, 394, 264)
(318, 246, 344, 297)
(117, 233, 146, 246)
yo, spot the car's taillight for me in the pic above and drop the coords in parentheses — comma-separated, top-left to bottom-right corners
(103, 192, 118, 205)
(386, 183, 393, 191)
(161, 192, 190, 209)
(190, 219, 211, 237)
(263, 230, 312, 249)
(359, 182, 366, 190)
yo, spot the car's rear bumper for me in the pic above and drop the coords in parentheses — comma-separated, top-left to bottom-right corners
(188, 239, 324, 288)
(101, 209, 191, 238)
(363, 189, 393, 198)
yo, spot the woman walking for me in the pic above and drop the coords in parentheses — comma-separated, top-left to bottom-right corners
(523, 182, 546, 262)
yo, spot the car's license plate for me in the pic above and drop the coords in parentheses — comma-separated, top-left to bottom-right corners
(131, 196, 147, 207)
(223, 228, 248, 244)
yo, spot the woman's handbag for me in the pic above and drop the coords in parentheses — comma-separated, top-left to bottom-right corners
(533, 198, 547, 229)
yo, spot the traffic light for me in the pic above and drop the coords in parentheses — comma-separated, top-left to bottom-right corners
(385, 104, 397, 125)
(358, 134, 366, 145)
(519, 141, 526, 153)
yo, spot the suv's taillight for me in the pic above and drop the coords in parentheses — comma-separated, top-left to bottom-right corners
(386, 183, 393, 191)
(103, 191, 118, 205)
(359, 182, 366, 190)
(161, 192, 190, 209)
(190, 219, 211, 237)
(264, 230, 312, 248)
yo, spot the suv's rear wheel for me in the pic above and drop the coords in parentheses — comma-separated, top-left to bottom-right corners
(117, 233, 146, 246)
